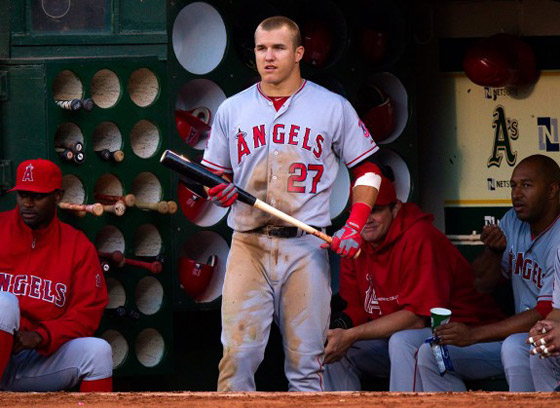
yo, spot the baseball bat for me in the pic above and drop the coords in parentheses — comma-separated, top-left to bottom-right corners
(167, 200, 178, 214)
(59, 202, 104, 216)
(160, 150, 333, 244)
(98, 250, 126, 268)
(103, 201, 126, 216)
(125, 258, 163, 274)
(95, 193, 136, 207)
(135, 200, 169, 214)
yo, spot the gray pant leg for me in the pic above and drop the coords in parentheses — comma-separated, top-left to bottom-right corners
(323, 339, 390, 391)
(501, 333, 534, 391)
(530, 354, 560, 391)
(417, 341, 504, 392)
(0, 292, 20, 334)
(2, 337, 112, 391)
(388, 328, 432, 391)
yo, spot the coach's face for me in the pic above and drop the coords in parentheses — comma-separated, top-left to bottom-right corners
(361, 202, 401, 245)
(254, 26, 304, 87)
(510, 161, 550, 224)
(17, 190, 61, 229)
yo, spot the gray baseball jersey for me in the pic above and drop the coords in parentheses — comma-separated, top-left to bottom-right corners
(418, 210, 560, 392)
(499, 209, 558, 313)
(202, 80, 378, 232)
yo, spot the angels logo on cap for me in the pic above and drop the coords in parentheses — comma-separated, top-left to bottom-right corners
(9, 158, 62, 193)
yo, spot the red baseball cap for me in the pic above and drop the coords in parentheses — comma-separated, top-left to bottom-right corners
(9, 158, 62, 193)
(375, 175, 397, 206)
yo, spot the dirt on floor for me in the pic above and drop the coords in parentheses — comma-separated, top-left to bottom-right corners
(0, 391, 559, 408)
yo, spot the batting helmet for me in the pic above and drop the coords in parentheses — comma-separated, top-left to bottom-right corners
(359, 28, 389, 65)
(177, 180, 207, 223)
(302, 19, 334, 69)
(463, 33, 538, 88)
(355, 83, 395, 143)
(175, 107, 211, 147)
(178, 255, 217, 301)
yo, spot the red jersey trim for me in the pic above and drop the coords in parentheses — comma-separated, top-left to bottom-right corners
(256, 80, 307, 102)
(346, 145, 380, 168)
(201, 159, 233, 173)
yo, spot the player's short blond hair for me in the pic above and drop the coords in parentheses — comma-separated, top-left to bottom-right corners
(255, 16, 302, 48)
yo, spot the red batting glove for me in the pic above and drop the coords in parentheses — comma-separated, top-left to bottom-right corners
(207, 183, 238, 207)
(321, 202, 371, 258)
(328, 222, 363, 258)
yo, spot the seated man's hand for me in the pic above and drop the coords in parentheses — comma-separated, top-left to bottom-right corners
(480, 225, 507, 253)
(207, 182, 238, 207)
(433, 322, 476, 347)
(12, 330, 43, 354)
(322, 222, 362, 258)
(324, 328, 355, 364)
(527, 320, 560, 358)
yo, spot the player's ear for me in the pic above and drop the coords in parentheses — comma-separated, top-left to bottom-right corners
(53, 189, 63, 204)
(548, 181, 560, 201)
(295, 45, 304, 63)
(391, 201, 402, 218)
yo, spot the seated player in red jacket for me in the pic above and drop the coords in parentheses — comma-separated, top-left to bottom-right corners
(324, 174, 504, 391)
(0, 158, 112, 392)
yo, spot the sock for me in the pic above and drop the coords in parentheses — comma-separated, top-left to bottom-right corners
(80, 377, 113, 392)
(0, 330, 13, 379)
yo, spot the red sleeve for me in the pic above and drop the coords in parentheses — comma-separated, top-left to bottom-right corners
(339, 258, 369, 326)
(397, 226, 453, 317)
(350, 162, 381, 182)
(535, 300, 553, 318)
(36, 235, 108, 355)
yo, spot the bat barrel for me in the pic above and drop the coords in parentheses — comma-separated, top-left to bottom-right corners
(160, 150, 256, 205)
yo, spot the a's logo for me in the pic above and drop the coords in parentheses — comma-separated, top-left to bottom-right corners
(488, 106, 519, 168)
(22, 164, 34, 182)
(537, 117, 559, 152)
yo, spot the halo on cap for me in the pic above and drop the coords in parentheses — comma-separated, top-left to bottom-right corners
(9, 158, 62, 193)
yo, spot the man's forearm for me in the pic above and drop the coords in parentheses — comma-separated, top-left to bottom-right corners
(471, 247, 504, 293)
(470, 308, 543, 343)
(352, 185, 377, 208)
(348, 309, 426, 342)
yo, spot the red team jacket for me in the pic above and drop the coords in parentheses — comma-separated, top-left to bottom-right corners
(0, 208, 108, 355)
(340, 203, 504, 327)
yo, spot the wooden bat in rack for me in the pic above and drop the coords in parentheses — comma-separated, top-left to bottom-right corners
(159, 150, 333, 245)
(103, 200, 126, 216)
(97, 250, 163, 274)
(59, 202, 104, 216)
(135, 200, 169, 214)
(94, 193, 136, 207)
(167, 201, 178, 214)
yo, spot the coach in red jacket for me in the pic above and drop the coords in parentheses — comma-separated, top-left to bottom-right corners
(0, 158, 112, 392)
(324, 175, 504, 391)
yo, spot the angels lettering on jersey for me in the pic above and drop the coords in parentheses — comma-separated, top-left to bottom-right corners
(364, 274, 380, 315)
(0, 273, 67, 307)
(235, 123, 325, 165)
(507, 249, 544, 289)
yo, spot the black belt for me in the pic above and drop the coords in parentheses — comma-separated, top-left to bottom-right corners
(246, 225, 322, 238)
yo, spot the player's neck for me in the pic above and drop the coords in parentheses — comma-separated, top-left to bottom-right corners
(260, 76, 303, 97)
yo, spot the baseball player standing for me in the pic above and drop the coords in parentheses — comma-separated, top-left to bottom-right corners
(0, 158, 113, 392)
(202, 16, 382, 391)
(526, 247, 560, 391)
(417, 154, 560, 392)
(323, 175, 504, 391)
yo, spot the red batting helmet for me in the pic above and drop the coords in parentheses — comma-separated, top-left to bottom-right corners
(463, 33, 538, 88)
(178, 255, 217, 300)
(359, 28, 389, 65)
(175, 107, 211, 147)
(177, 180, 207, 222)
(302, 19, 334, 69)
(355, 83, 395, 143)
